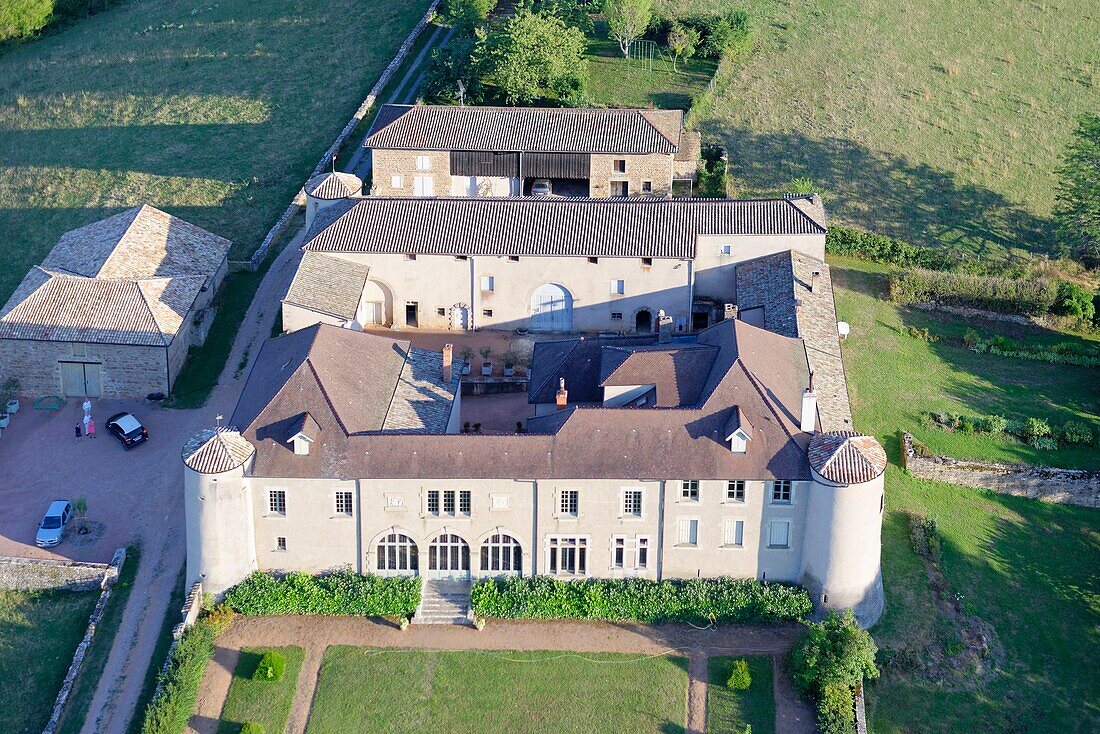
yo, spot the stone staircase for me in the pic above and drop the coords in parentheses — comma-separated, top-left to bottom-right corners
(413, 579, 472, 625)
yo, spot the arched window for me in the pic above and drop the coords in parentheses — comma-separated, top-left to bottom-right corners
(480, 533, 522, 575)
(376, 533, 418, 576)
(428, 533, 471, 580)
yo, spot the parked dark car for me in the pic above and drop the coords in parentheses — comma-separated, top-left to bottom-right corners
(107, 412, 148, 449)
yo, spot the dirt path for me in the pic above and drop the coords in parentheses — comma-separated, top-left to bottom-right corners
(189, 616, 813, 733)
(80, 228, 307, 734)
(774, 652, 817, 734)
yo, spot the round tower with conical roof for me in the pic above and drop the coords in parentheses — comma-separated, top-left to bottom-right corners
(182, 427, 258, 595)
(303, 171, 363, 229)
(801, 431, 887, 627)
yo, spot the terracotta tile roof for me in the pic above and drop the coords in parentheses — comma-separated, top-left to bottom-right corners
(303, 197, 826, 259)
(283, 252, 370, 321)
(808, 431, 887, 484)
(365, 104, 683, 154)
(182, 428, 255, 474)
(305, 172, 362, 200)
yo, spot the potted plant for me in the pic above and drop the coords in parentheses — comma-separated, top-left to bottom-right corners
(502, 349, 518, 377)
(73, 497, 90, 535)
(480, 347, 493, 376)
(3, 378, 19, 414)
(459, 346, 474, 375)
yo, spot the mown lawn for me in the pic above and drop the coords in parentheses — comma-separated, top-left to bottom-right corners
(689, 0, 1100, 261)
(0, 0, 431, 306)
(831, 262, 1100, 732)
(707, 656, 774, 734)
(305, 647, 688, 734)
(0, 587, 100, 734)
(217, 647, 304, 734)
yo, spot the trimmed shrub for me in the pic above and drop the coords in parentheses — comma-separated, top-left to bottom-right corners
(977, 415, 1008, 434)
(789, 611, 879, 699)
(889, 268, 1058, 315)
(253, 651, 286, 681)
(240, 724, 264, 734)
(1059, 420, 1094, 445)
(470, 576, 812, 624)
(816, 684, 856, 734)
(727, 658, 752, 690)
(140, 617, 220, 734)
(826, 226, 956, 270)
(224, 571, 421, 619)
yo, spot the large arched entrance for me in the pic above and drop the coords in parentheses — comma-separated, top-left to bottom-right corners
(479, 533, 523, 576)
(375, 532, 419, 577)
(428, 533, 471, 580)
(357, 279, 390, 325)
(530, 283, 573, 332)
(635, 309, 652, 334)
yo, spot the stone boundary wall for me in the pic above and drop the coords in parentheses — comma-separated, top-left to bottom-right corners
(247, 0, 442, 270)
(903, 432, 1100, 508)
(149, 581, 205, 706)
(854, 682, 868, 734)
(43, 548, 127, 734)
(0, 555, 109, 591)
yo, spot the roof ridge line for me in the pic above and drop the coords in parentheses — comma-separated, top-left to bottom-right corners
(379, 343, 415, 430)
(734, 357, 802, 448)
(530, 340, 580, 401)
(133, 278, 172, 346)
(304, 357, 351, 435)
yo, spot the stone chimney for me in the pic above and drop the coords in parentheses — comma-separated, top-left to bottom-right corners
(811, 271, 821, 294)
(800, 372, 817, 433)
(442, 343, 453, 383)
(657, 310, 674, 343)
(555, 378, 568, 410)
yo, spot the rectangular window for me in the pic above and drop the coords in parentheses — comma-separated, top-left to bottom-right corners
(588, 256, 599, 264)
(622, 489, 643, 517)
(455, 255, 469, 261)
(386, 495, 405, 508)
(611, 312, 623, 321)
(416, 155, 431, 171)
(390, 174, 403, 189)
(610, 279, 625, 295)
(641, 257, 653, 267)
(443, 491, 456, 515)
(724, 519, 745, 547)
(613, 159, 626, 173)
(637, 537, 649, 569)
(71, 343, 87, 357)
(507, 255, 520, 262)
(726, 480, 746, 502)
(772, 480, 792, 504)
(720, 244, 733, 255)
(437, 307, 446, 316)
(678, 518, 699, 546)
(613, 537, 625, 569)
(611, 181, 628, 196)
(559, 489, 578, 517)
(482, 309, 493, 317)
(480, 275, 495, 291)
(268, 490, 286, 516)
(681, 480, 700, 502)
(549, 536, 587, 576)
(405, 253, 417, 261)
(276, 537, 287, 552)
(427, 490, 440, 515)
(413, 175, 434, 196)
(769, 520, 791, 549)
(459, 490, 471, 516)
(492, 495, 509, 510)
(335, 491, 353, 516)
(642, 181, 653, 194)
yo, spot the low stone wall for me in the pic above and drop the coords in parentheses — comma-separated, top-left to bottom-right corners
(854, 682, 868, 734)
(461, 377, 529, 396)
(0, 555, 108, 591)
(43, 548, 127, 734)
(902, 433, 1100, 508)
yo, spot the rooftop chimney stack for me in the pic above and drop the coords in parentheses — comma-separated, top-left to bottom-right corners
(442, 343, 453, 383)
(658, 310, 674, 343)
(800, 372, 817, 433)
(811, 271, 821, 294)
(555, 378, 568, 410)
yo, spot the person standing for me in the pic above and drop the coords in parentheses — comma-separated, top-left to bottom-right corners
(74, 424, 82, 441)
(82, 412, 91, 434)
(87, 418, 96, 439)
(82, 399, 92, 417)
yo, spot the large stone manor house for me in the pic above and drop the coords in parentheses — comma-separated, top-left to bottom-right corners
(183, 105, 887, 627)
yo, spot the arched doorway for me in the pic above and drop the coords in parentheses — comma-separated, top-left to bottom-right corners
(635, 309, 652, 334)
(480, 533, 523, 576)
(375, 532, 419, 576)
(357, 279, 390, 325)
(530, 283, 573, 332)
(428, 533, 471, 580)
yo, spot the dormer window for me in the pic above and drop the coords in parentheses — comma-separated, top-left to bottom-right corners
(724, 406, 752, 454)
(727, 428, 750, 453)
(290, 433, 313, 455)
(286, 412, 320, 456)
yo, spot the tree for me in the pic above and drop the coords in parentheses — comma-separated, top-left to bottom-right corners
(666, 22, 699, 72)
(73, 496, 89, 535)
(1054, 113, 1100, 269)
(440, 0, 498, 33)
(479, 10, 588, 105)
(603, 0, 652, 57)
(788, 610, 879, 699)
(423, 34, 482, 104)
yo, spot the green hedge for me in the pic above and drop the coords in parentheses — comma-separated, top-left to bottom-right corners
(826, 226, 957, 271)
(889, 268, 1058, 315)
(224, 571, 420, 618)
(470, 576, 812, 624)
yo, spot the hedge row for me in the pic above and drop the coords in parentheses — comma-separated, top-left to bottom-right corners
(925, 410, 1097, 449)
(470, 576, 812, 624)
(826, 226, 957, 271)
(889, 268, 1058, 315)
(141, 607, 234, 734)
(224, 570, 420, 618)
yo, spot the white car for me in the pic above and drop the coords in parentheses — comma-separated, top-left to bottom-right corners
(531, 179, 552, 196)
(36, 500, 72, 547)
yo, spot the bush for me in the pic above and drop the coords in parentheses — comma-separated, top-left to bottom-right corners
(1052, 280, 1096, 322)
(224, 571, 421, 619)
(253, 651, 286, 681)
(1024, 417, 1052, 440)
(471, 576, 813, 624)
(816, 684, 856, 734)
(889, 268, 1058, 315)
(727, 658, 752, 690)
(825, 226, 957, 270)
(1059, 420, 1094, 445)
(439, 0, 497, 32)
(977, 414, 1008, 434)
(1029, 436, 1059, 450)
(789, 611, 879, 700)
(240, 724, 264, 734)
(140, 619, 219, 734)
(1, 0, 118, 43)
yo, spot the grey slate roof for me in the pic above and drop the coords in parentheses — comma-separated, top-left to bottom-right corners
(0, 205, 230, 346)
(528, 335, 659, 404)
(182, 428, 255, 474)
(283, 252, 370, 321)
(303, 197, 827, 259)
(365, 104, 683, 155)
(305, 172, 362, 200)
(808, 431, 887, 484)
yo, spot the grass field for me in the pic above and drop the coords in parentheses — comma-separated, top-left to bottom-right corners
(692, 0, 1100, 261)
(56, 547, 140, 734)
(707, 656, 775, 734)
(0, 586, 100, 734)
(831, 266, 1100, 732)
(0, 0, 431, 306)
(217, 647, 304, 734)
(305, 647, 688, 734)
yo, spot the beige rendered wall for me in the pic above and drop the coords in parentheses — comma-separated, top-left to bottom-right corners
(371, 149, 452, 196)
(185, 462, 258, 595)
(589, 153, 674, 197)
(281, 302, 347, 333)
(251, 476, 362, 575)
(692, 233, 826, 302)
(0, 338, 168, 398)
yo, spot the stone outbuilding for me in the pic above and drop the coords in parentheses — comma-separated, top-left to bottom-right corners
(0, 205, 231, 399)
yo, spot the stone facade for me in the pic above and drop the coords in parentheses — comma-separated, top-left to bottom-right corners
(370, 149, 452, 196)
(903, 432, 1100, 507)
(589, 152, 674, 197)
(0, 338, 171, 399)
(0, 555, 109, 591)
